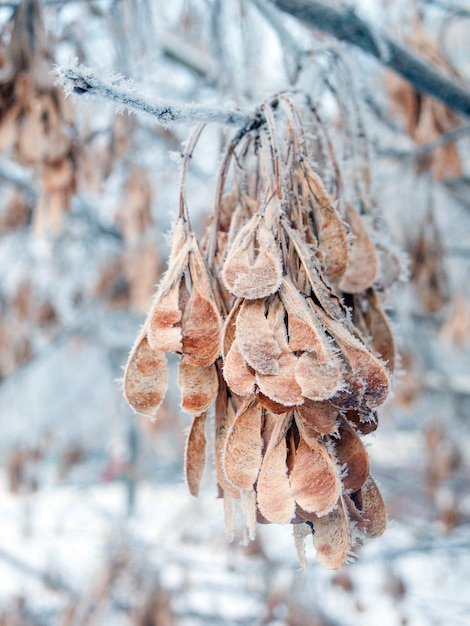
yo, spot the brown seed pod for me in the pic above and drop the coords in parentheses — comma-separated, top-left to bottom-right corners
(178, 358, 219, 415)
(222, 297, 242, 358)
(147, 278, 184, 353)
(301, 164, 350, 282)
(360, 289, 396, 373)
(329, 365, 367, 410)
(257, 412, 295, 523)
(344, 408, 378, 435)
(290, 438, 340, 516)
(313, 304, 390, 409)
(147, 219, 190, 353)
(222, 215, 283, 299)
(342, 493, 365, 526)
(312, 500, 350, 570)
(355, 475, 387, 538)
(295, 503, 321, 524)
(295, 351, 343, 401)
(182, 288, 222, 366)
(282, 220, 348, 323)
(256, 353, 304, 407)
(255, 388, 292, 414)
(214, 383, 240, 499)
(267, 295, 290, 352)
(123, 330, 168, 417)
(334, 418, 370, 493)
(280, 278, 330, 358)
(236, 298, 282, 375)
(223, 339, 255, 396)
(223, 398, 263, 490)
(294, 410, 321, 447)
(339, 205, 378, 294)
(182, 237, 222, 366)
(185, 412, 207, 496)
(295, 399, 339, 435)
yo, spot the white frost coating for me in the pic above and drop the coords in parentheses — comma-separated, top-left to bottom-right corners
(54, 60, 252, 128)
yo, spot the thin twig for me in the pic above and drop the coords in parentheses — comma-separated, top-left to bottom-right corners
(207, 111, 265, 267)
(179, 122, 206, 224)
(269, 0, 470, 117)
(414, 122, 470, 154)
(55, 63, 252, 127)
(419, 0, 470, 20)
(375, 121, 470, 159)
(0, 158, 36, 203)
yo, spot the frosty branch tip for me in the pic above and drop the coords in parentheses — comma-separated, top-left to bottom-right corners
(55, 63, 252, 128)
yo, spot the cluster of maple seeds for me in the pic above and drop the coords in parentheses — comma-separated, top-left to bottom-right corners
(0, 0, 77, 235)
(124, 102, 397, 569)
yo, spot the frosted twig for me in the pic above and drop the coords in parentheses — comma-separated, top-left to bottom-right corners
(270, 0, 470, 117)
(55, 62, 252, 128)
(375, 122, 470, 159)
(419, 0, 470, 19)
(412, 122, 470, 155)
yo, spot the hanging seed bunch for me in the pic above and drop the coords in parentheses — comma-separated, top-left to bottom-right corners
(124, 97, 397, 570)
(386, 19, 462, 181)
(0, 0, 77, 234)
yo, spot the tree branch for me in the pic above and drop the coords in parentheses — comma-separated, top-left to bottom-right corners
(269, 0, 470, 117)
(375, 122, 470, 159)
(55, 62, 252, 127)
(419, 0, 470, 20)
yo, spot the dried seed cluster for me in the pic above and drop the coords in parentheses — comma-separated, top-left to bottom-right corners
(124, 98, 397, 569)
(0, 0, 78, 234)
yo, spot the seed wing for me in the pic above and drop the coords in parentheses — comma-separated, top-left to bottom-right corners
(236, 298, 282, 375)
(302, 164, 349, 282)
(223, 398, 263, 490)
(356, 475, 387, 538)
(295, 352, 342, 401)
(257, 412, 295, 523)
(295, 399, 339, 435)
(339, 205, 378, 294)
(185, 412, 207, 496)
(334, 418, 370, 493)
(290, 438, 340, 516)
(312, 500, 350, 570)
(123, 330, 168, 417)
(178, 358, 219, 415)
(313, 303, 390, 408)
(222, 215, 283, 299)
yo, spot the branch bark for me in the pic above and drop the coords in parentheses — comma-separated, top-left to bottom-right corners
(55, 63, 252, 128)
(270, 0, 470, 117)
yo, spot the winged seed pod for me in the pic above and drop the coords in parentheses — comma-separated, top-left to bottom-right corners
(123, 329, 168, 417)
(221, 214, 283, 299)
(185, 412, 207, 496)
(123, 94, 398, 569)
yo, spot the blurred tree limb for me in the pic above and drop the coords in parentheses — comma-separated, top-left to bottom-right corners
(270, 0, 470, 117)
